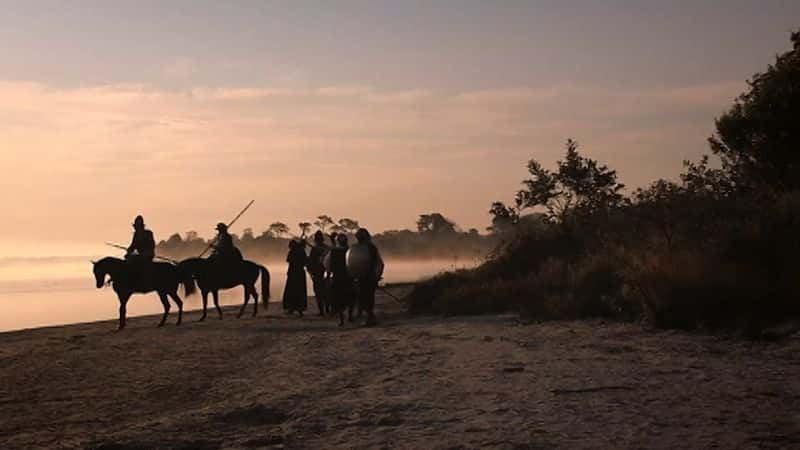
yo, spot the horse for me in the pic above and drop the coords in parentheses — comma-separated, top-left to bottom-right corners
(92, 256, 196, 330)
(177, 257, 270, 320)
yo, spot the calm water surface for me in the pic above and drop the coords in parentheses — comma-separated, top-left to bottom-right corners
(0, 257, 471, 332)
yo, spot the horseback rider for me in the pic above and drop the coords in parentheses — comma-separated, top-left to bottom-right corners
(211, 223, 243, 268)
(126, 215, 155, 263)
(125, 215, 155, 287)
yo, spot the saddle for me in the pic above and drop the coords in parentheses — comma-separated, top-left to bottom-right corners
(209, 253, 244, 283)
(125, 256, 154, 289)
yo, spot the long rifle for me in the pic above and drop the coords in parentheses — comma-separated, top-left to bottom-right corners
(198, 200, 255, 258)
(104, 242, 179, 264)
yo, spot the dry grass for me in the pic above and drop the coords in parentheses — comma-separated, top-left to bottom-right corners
(407, 193, 800, 337)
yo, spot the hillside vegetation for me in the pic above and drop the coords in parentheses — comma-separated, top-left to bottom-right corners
(408, 31, 800, 337)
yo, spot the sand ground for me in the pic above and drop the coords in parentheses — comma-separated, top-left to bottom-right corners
(1, 292, 799, 450)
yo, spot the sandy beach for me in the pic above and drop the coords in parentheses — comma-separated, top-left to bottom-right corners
(1, 292, 799, 450)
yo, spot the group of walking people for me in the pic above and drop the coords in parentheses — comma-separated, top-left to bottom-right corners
(283, 228, 384, 327)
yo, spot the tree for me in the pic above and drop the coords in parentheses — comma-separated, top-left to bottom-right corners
(165, 233, 183, 246)
(185, 231, 200, 242)
(240, 227, 255, 242)
(267, 222, 290, 238)
(498, 139, 625, 227)
(417, 213, 458, 234)
(708, 30, 800, 192)
(298, 222, 312, 237)
(632, 179, 685, 253)
(338, 218, 360, 233)
(314, 215, 335, 232)
(680, 155, 733, 200)
(487, 201, 520, 234)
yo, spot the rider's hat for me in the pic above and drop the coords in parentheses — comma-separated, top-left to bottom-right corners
(216, 222, 228, 231)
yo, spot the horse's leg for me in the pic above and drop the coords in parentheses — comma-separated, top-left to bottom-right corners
(118, 293, 131, 330)
(169, 291, 183, 326)
(251, 284, 259, 317)
(157, 292, 170, 327)
(213, 290, 223, 320)
(237, 285, 249, 319)
(200, 289, 210, 321)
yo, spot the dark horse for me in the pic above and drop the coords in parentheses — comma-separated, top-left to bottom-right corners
(92, 257, 196, 330)
(177, 258, 270, 320)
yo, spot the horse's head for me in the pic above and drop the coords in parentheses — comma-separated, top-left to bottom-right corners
(92, 257, 115, 288)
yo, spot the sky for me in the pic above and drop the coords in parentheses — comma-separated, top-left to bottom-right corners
(1, 1, 799, 256)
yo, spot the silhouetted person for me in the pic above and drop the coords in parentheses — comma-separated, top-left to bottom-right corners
(126, 215, 155, 262)
(326, 233, 355, 326)
(125, 215, 155, 286)
(210, 223, 243, 272)
(307, 230, 330, 316)
(354, 228, 384, 327)
(282, 239, 308, 315)
(328, 231, 339, 250)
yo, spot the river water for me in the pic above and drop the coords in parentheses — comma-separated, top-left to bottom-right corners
(0, 257, 467, 332)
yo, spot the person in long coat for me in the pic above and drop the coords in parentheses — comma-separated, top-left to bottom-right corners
(282, 240, 308, 315)
(325, 233, 355, 326)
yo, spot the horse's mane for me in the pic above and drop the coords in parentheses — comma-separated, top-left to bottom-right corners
(97, 256, 124, 264)
(180, 257, 205, 263)
(177, 257, 206, 267)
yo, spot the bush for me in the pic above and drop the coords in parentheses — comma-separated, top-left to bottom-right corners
(517, 255, 629, 320)
(408, 192, 800, 336)
(408, 239, 633, 321)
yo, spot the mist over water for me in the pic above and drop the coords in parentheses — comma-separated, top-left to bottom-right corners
(0, 256, 473, 332)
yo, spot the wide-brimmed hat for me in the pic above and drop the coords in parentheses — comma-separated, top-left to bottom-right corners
(216, 222, 228, 231)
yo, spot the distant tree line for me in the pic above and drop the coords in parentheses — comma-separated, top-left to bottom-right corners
(157, 213, 496, 262)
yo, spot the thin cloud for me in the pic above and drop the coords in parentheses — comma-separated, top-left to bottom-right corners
(0, 79, 741, 242)
(163, 57, 198, 79)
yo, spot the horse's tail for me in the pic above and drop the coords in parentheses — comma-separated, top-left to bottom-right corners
(259, 264, 271, 307)
(176, 261, 197, 297)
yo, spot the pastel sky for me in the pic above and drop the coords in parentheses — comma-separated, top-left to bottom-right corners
(1, 1, 799, 256)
